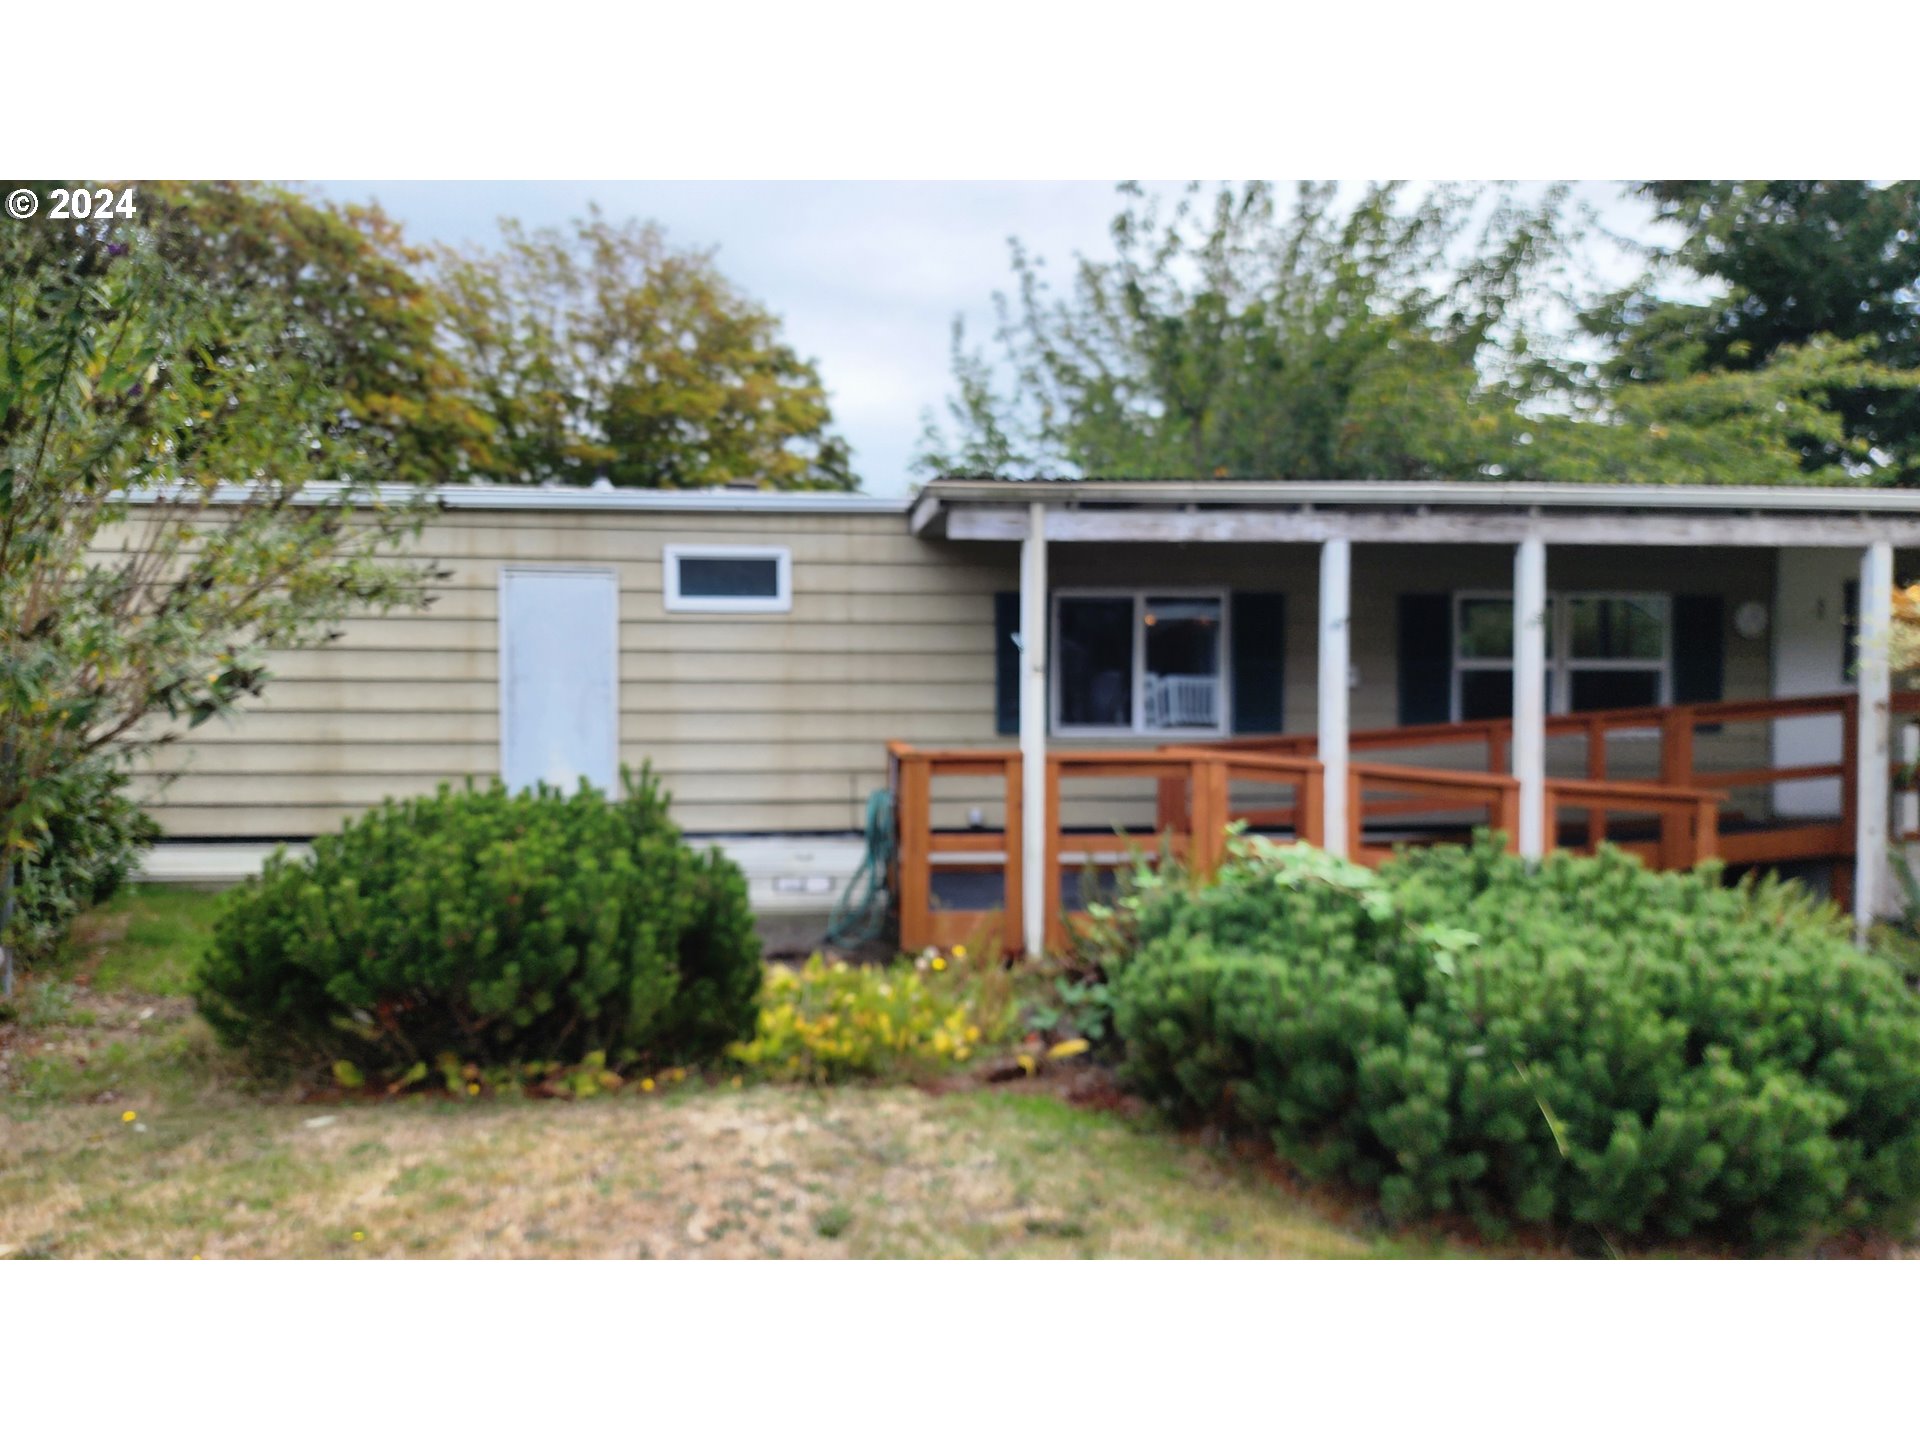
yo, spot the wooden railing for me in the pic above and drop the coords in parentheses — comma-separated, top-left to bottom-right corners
(1199, 689, 1918, 778)
(1345, 763, 1520, 866)
(889, 744, 1027, 956)
(891, 691, 1919, 955)
(1196, 690, 1920, 871)
(1543, 777, 1722, 870)
(889, 742, 1322, 954)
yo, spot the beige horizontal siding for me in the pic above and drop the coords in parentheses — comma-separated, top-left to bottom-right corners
(142, 801, 876, 837)
(159, 739, 912, 778)
(227, 678, 989, 714)
(413, 522, 958, 566)
(137, 509, 1785, 842)
(370, 585, 997, 625)
(172, 707, 998, 746)
(142, 508, 1011, 838)
(148, 767, 865, 807)
(291, 615, 989, 652)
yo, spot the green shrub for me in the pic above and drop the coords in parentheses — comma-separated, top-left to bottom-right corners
(195, 766, 760, 1076)
(2, 758, 160, 968)
(1112, 835, 1920, 1250)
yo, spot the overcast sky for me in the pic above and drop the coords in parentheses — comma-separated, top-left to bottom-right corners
(312, 181, 1670, 496)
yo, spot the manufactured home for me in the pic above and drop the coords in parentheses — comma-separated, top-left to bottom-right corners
(132, 477, 1920, 952)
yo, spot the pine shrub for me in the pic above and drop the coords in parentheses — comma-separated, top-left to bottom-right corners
(1111, 835, 1920, 1250)
(195, 767, 761, 1076)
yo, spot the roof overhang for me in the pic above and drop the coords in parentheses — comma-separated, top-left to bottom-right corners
(908, 477, 1920, 547)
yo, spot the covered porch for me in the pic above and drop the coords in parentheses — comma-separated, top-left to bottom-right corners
(894, 478, 1920, 953)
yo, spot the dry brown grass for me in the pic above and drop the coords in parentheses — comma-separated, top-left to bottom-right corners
(0, 1077, 1469, 1259)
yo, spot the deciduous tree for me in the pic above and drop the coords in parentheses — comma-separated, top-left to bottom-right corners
(0, 186, 437, 989)
(1585, 181, 1920, 483)
(438, 210, 855, 489)
(140, 182, 498, 484)
(919, 181, 1920, 487)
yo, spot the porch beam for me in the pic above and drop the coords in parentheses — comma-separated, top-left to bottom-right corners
(1318, 538, 1352, 858)
(942, 504, 1920, 549)
(1019, 501, 1049, 956)
(1855, 540, 1894, 942)
(1513, 537, 1549, 859)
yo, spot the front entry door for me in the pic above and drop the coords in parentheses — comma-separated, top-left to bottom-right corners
(500, 568, 619, 795)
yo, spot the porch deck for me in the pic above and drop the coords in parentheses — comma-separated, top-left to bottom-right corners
(890, 690, 1920, 954)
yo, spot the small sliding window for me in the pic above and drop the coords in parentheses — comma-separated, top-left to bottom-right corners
(663, 545, 792, 613)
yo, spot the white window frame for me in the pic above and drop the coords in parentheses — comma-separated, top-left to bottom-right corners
(1451, 590, 1672, 721)
(663, 544, 792, 614)
(1050, 586, 1232, 739)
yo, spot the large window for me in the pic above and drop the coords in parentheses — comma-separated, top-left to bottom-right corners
(1453, 592, 1669, 720)
(1053, 589, 1227, 736)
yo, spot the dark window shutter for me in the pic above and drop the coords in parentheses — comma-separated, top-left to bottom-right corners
(1671, 594, 1724, 704)
(1230, 592, 1286, 734)
(994, 591, 1020, 735)
(1397, 594, 1453, 725)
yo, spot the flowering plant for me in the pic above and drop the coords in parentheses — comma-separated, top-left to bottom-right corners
(727, 953, 1012, 1083)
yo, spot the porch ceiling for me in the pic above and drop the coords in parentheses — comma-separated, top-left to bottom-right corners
(909, 477, 1920, 547)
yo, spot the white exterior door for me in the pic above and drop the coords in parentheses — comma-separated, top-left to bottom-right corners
(500, 568, 619, 795)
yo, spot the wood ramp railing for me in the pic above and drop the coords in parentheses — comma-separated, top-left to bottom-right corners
(889, 744, 1322, 953)
(890, 690, 1918, 955)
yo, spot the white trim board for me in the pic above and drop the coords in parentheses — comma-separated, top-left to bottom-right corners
(662, 544, 793, 614)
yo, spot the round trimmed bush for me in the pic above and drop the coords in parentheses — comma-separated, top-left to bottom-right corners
(195, 766, 760, 1075)
(1111, 836, 1920, 1251)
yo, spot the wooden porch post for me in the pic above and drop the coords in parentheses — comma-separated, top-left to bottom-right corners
(1318, 537, 1352, 857)
(1513, 537, 1549, 859)
(896, 754, 931, 951)
(1855, 539, 1894, 943)
(1019, 501, 1049, 957)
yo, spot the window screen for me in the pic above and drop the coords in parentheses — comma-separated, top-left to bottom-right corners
(677, 555, 780, 599)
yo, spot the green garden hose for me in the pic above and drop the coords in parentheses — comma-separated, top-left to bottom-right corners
(825, 788, 894, 951)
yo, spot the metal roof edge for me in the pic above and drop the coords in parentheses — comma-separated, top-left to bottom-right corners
(919, 476, 1920, 514)
(439, 486, 910, 514)
(122, 481, 913, 515)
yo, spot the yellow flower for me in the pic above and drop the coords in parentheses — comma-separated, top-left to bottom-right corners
(951, 945, 967, 960)
(730, 1075, 743, 1088)
(930, 956, 947, 972)
(121, 1110, 137, 1123)
(352, 1230, 366, 1243)
(640, 1077, 656, 1092)
(466, 1082, 480, 1095)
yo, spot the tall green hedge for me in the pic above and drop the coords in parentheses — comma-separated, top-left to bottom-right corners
(196, 767, 760, 1075)
(1110, 836, 1920, 1250)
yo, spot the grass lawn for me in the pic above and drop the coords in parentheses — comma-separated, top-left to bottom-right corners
(0, 887, 1470, 1260)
